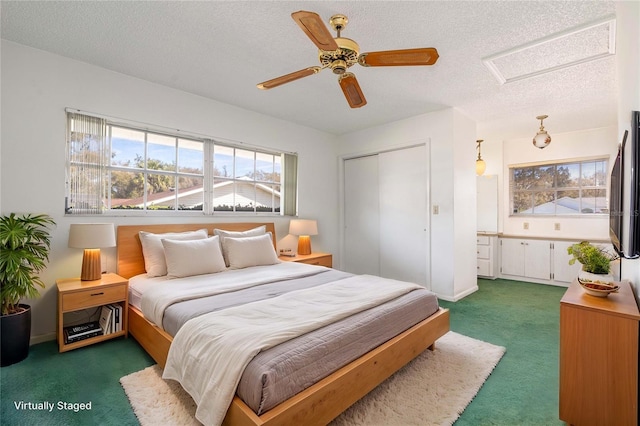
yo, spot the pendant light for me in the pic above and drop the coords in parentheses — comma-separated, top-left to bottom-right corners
(476, 139, 486, 176)
(533, 115, 551, 149)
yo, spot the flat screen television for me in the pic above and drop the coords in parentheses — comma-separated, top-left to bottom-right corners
(610, 110, 640, 259)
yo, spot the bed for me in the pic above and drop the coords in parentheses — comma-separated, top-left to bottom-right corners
(117, 222, 450, 426)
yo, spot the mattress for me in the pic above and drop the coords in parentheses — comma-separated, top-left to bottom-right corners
(130, 266, 440, 415)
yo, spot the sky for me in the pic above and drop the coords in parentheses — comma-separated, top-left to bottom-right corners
(110, 136, 280, 178)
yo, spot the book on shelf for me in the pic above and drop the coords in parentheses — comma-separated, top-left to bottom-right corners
(112, 304, 118, 332)
(64, 329, 102, 344)
(99, 305, 112, 335)
(63, 321, 102, 344)
(96, 303, 124, 336)
(109, 303, 122, 332)
(64, 321, 101, 337)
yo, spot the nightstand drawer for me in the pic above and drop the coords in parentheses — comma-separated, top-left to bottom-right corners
(278, 252, 333, 268)
(297, 255, 332, 267)
(62, 285, 126, 312)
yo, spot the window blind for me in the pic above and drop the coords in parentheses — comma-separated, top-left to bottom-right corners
(66, 112, 108, 214)
(283, 153, 298, 216)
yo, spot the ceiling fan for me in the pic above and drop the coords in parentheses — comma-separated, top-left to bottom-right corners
(257, 11, 439, 108)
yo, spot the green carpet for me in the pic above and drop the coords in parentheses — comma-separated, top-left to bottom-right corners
(1, 278, 565, 425)
(1, 337, 154, 425)
(439, 278, 566, 426)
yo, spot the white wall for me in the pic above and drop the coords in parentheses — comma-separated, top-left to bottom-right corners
(452, 111, 479, 298)
(335, 108, 478, 301)
(0, 41, 339, 342)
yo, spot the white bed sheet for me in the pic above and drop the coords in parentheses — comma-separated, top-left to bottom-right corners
(128, 273, 169, 310)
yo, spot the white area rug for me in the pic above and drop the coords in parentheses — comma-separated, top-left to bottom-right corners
(120, 331, 505, 426)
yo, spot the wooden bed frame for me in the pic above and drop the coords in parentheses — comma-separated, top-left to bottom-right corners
(117, 222, 450, 426)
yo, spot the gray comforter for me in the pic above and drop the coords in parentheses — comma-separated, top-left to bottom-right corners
(160, 268, 439, 414)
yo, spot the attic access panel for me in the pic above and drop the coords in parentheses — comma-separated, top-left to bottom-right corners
(483, 16, 616, 84)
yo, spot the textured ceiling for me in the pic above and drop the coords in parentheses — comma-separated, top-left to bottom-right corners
(1, 1, 619, 138)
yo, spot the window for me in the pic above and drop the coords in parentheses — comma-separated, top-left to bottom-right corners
(66, 112, 296, 215)
(108, 127, 206, 211)
(510, 158, 608, 215)
(211, 146, 282, 212)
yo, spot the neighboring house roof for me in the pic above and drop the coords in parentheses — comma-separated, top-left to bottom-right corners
(111, 179, 280, 208)
(520, 196, 608, 214)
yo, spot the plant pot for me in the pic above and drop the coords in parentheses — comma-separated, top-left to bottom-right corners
(578, 269, 614, 285)
(1, 304, 32, 367)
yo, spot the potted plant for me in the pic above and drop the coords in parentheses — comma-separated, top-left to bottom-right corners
(567, 241, 619, 286)
(0, 213, 55, 366)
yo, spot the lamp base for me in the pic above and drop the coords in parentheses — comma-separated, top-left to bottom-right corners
(297, 236, 312, 256)
(81, 249, 102, 281)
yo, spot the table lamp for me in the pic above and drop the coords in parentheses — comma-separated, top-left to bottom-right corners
(68, 223, 116, 280)
(289, 219, 318, 255)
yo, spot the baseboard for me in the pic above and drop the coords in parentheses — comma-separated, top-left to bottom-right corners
(437, 285, 479, 302)
(30, 332, 56, 346)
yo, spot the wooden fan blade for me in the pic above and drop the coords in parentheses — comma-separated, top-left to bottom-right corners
(257, 67, 321, 90)
(291, 11, 338, 51)
(358, 48, 439, 67)
(339, 73, 367, 108)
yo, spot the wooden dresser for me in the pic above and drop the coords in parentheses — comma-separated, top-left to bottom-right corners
(559, 279, 639, 426)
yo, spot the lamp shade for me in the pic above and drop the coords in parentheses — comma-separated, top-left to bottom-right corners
(532, 115, 551, 149)
(476, 159, 486, 176)
(533, 131, 551, 149)
(289, 219, 318, 236)
(68, 223, 116, 248)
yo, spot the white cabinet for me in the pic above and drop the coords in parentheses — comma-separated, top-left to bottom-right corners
(500, 238, 552, 281)
(551, 241, 582, 283)
(477, 176, 498, 233)
(500, 238, 525, 276)
(499, 237, 614, 285)
(477, 234, 498, 279)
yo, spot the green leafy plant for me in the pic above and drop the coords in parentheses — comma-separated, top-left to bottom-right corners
(0, 213, 55, 315)
(567, 241, 619, 275)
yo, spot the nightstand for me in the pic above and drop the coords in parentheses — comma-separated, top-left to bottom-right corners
(279, 252, 332, 268)
(56, 273, 129, 352)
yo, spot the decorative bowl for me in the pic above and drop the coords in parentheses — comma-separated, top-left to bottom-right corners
(578, 277, 619, 297)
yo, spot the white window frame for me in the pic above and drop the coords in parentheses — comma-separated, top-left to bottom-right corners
(66, 111, 297, 216)
(509, 156, 609, 216)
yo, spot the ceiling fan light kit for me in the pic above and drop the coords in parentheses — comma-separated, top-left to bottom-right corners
(257, 10, 439, 108)
(533, 115, 551, 149)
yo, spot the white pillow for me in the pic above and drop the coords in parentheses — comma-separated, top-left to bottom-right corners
(225, 233, 280, 269)
(161, 236, 227, 279)
(213, 225, 267, 266)
(139, 229, 208, 277)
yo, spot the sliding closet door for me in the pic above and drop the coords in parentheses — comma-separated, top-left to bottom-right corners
(344, 155, 380, 275)
(343, 145, 428, 286)
(378, 146, 427, 285)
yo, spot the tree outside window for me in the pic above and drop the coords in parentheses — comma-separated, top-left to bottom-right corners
(510, 158, 609, 215)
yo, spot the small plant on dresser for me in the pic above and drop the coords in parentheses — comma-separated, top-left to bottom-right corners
(567, 241, 619, 275)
